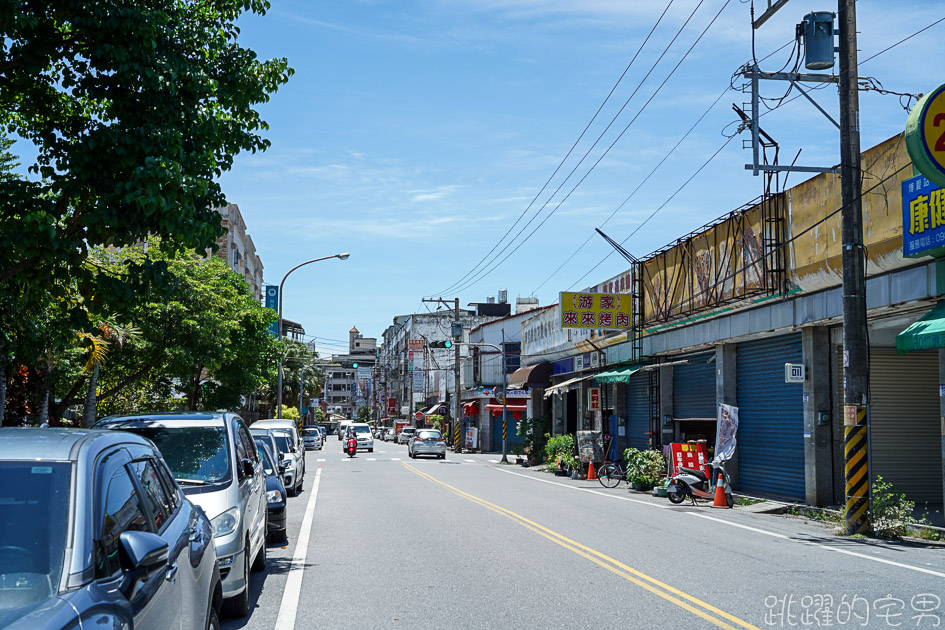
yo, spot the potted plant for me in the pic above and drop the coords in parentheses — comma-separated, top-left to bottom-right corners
(624, 448, 667, 492)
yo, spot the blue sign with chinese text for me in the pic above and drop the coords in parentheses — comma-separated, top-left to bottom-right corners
(903, 174, 945, 258)
(265, 285, 279, 336)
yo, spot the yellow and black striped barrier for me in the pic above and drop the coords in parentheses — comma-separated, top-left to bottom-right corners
(502, 418, 507, 441)
(843, 404, 870, 535)
(454, 423, 461, 450)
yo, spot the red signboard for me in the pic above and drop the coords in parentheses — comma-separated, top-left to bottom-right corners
(387, 397, 397, 415)
(408, 339, 425, 350)
(669, 442, 710, 477)
(588, 387, 601, 411)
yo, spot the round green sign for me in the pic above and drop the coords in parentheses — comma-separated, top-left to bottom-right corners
(906, 83, 945, 189)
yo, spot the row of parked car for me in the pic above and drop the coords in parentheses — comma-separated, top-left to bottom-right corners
(0, 411, 311, 629)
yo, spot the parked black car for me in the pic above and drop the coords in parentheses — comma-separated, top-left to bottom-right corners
(254, 440, 288, 543)
(0, 428, 222, 630)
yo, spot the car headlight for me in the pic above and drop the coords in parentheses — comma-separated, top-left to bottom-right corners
(211, 507, 241, 538)
(266, 489, 283, 503)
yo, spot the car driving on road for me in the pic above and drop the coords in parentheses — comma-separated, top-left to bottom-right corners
(408, 429, 447, 459)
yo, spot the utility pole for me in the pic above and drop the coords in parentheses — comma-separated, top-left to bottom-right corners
(838, 0, 870, 536)
(422, 297, 463, 450)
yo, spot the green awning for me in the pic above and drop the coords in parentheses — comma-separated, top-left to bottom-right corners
(594, 365, 643, 383)
(897, 301, 945, 353)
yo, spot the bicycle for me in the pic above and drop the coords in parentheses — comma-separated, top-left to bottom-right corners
(597, 460, 628, 488)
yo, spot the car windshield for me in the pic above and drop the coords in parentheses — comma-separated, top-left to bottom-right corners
(255, 443, 276, 476)
(302, 429, 318, 437)
(0, 461, 71, 613)
(418, 431, 441, 439)
(129, 426, 231, 484)
(354, 426, 371, 435)
(272, 433, 292, 455)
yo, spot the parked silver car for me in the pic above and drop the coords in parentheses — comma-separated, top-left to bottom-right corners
(408, 429, 447, 459)
(301, 427, 323, 450)
(95, 412, 267, 618)
(397, 427, 417, 444)
(0, 427, 221, 629)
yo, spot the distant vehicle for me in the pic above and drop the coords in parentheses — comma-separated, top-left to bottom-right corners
(408, 429, 447, 459)
(0, 427, 222, 629)
(384, 428, 397, 442)
(254, 441, 288, 543)
(347, 422, 374, 452)
(398, 427, 417, 444)
(95, 411, 268, 618)
(313, 425, 328, 441)
(301, 427, 323, 451)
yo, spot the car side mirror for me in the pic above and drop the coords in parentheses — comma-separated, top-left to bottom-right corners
(241, 458, 255, 479)
(118, 530, 168, 597)
(279, 461, 288, 473)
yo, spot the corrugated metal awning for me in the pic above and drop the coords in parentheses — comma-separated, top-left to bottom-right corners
(508, 362, 552, 389)
(897, 301, 945, 353)
(543, 373, 596, 398)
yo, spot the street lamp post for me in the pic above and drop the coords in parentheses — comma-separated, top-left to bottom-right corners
(277, 253, 349, 418)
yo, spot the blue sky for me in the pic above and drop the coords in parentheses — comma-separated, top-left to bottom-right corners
(218, 0, 943, 356)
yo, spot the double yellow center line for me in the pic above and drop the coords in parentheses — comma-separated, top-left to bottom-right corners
(402, 462, 759, 630)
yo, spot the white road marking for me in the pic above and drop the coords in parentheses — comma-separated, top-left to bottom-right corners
(316, 459, 325, 462)
(489, 459, 500, 463)
(495, 465, 945, 579)
(464, 459, 475, 463)
(391, 457, 402, 461)
(367, 458, 377, 461)
(274, 467, 321, 630)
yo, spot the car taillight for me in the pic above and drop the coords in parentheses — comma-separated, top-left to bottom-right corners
(436, 437, 445, 442)
(414, 437, 422, 442)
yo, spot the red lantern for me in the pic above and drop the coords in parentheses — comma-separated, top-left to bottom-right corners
(492, 409, 501, 417)
(513, 410, 523, 419)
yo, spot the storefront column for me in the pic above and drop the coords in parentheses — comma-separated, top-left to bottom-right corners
(715, 344, 738, 487)
(659, 364, 674, 446)
(803, 326, 833, 506)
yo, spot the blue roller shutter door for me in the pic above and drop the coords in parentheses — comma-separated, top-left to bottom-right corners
(626, 375, 650, 450)
(673, 352, 716, 418)
(492, 413, 525, 449)
(736, 334, 805, 499)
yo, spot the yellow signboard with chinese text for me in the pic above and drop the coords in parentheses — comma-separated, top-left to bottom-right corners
(559, 292, 632, 330)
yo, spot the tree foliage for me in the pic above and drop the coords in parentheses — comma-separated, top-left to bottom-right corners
(0, 0, 292, 347)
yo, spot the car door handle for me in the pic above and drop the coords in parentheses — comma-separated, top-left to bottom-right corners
(165, 563, 178, 582)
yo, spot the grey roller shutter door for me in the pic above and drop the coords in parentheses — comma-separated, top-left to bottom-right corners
(868, 349, 942, 504)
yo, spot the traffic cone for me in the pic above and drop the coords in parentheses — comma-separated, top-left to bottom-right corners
(712, 473, 730, 508)
(587, 461, 597, 481)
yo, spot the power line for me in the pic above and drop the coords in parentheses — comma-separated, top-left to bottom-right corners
(434, 0, 679, 296)
(449, 0, 733, 296)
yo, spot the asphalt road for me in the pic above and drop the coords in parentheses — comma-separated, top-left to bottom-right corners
(223, 441, 945, 629)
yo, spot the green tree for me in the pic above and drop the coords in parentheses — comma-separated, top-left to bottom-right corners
(45, 240, 279, 418)
(0, 0, 292, 356)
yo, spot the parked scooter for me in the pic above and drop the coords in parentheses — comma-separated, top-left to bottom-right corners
(666, 461, 734, 508)
(345, 435, 357, 458)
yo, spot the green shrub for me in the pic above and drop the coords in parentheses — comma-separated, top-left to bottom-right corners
(624, 447, 666, 491)
(871, 476, 915, 539)
(545, 434, 575, 466)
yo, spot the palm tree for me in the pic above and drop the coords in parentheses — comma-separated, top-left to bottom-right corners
(80, 321, 139, 427)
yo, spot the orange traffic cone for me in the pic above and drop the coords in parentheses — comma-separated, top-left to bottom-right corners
(587, 461, 597, 481)
(712, 473, 730, 508)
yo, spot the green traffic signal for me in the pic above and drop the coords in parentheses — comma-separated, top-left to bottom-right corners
(352, 362, 359, 368)
(431, 340, 453, 349)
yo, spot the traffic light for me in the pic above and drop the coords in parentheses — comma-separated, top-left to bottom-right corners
(429, 340, 453, 349)
(352, 362, 358, 368)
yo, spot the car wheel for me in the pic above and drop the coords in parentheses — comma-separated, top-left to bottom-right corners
(251, 535, 266, 572)
(368, 448, 373, 453)
(222, 545, 250, 618)
(206, 603, 220, 630)
(296, 475, 304, 493)
(287, 483, 297, 498)
(275, 527, 288, 543)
